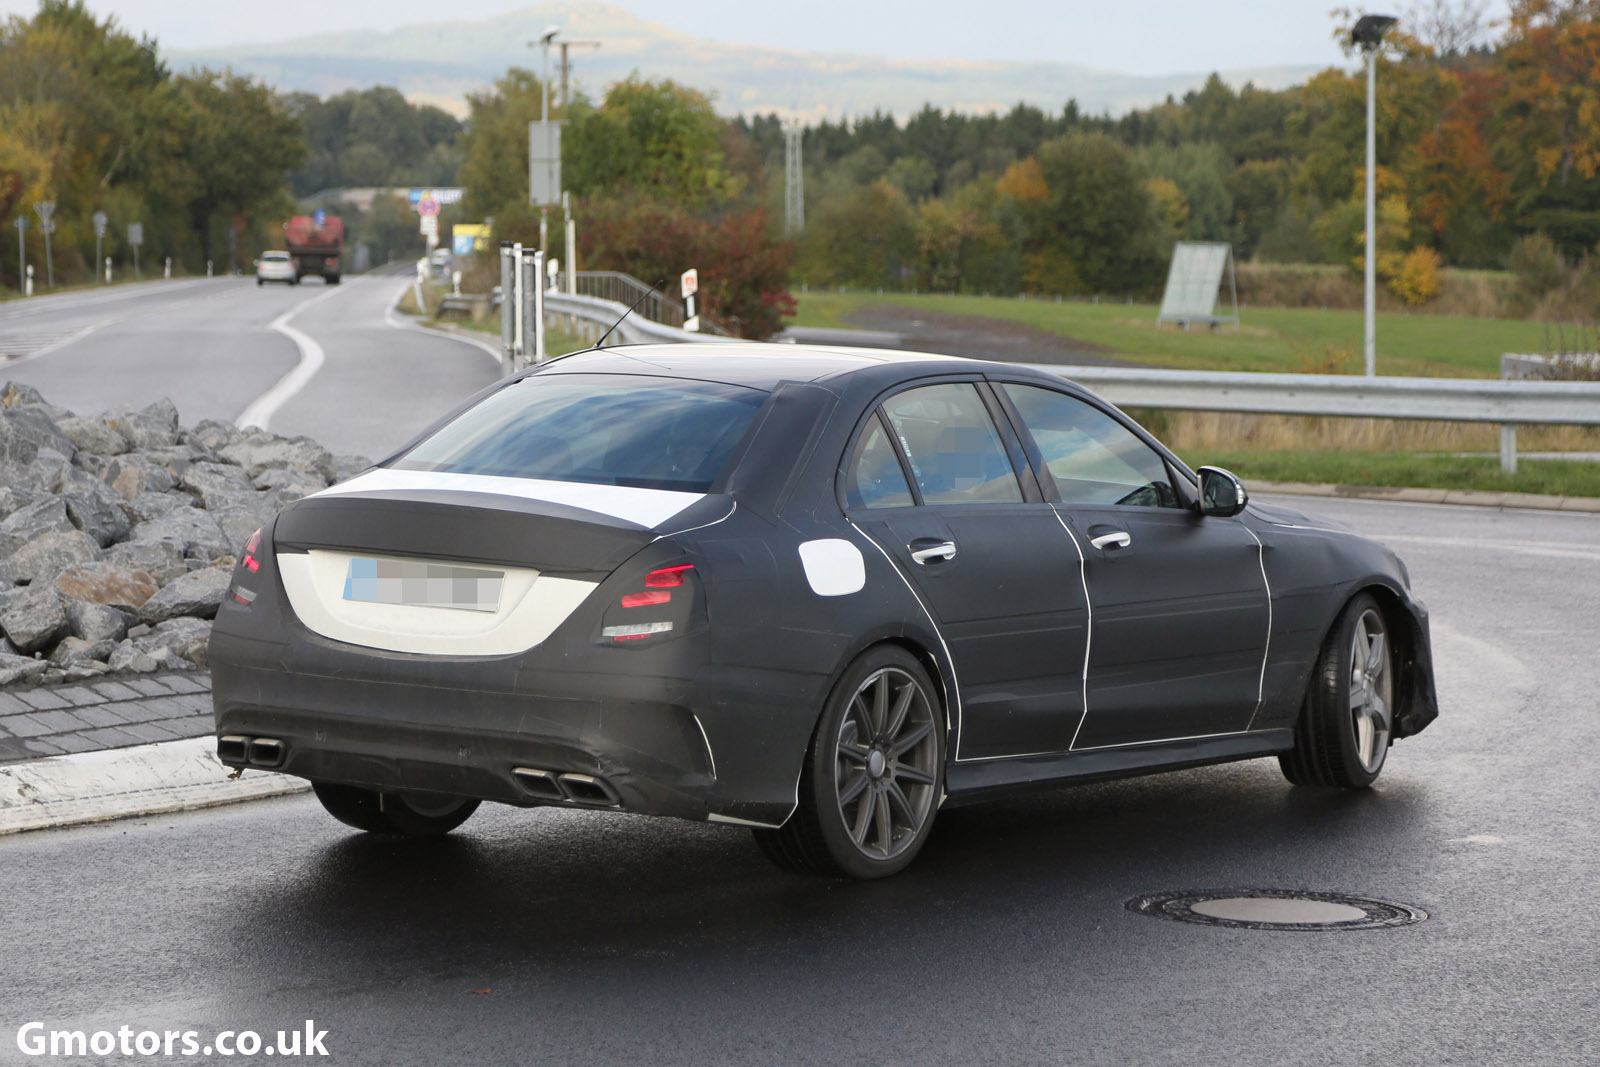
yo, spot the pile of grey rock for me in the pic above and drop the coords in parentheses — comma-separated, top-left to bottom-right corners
(0, 382, 368, 687)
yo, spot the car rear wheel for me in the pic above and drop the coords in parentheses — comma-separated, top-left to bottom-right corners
(1280, 593, 1395, 788)
(312, 782, 480, 837)
(753, 647, 944, 878)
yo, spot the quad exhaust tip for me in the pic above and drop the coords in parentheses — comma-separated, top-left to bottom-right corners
(513, 767, 621, 808)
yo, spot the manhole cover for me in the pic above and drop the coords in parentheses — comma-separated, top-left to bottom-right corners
(1125, 889, 1427, 931)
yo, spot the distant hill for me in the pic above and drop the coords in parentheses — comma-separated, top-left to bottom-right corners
(168, 1, 1324, 119)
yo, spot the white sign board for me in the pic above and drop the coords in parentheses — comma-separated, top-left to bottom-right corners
(680, 268, 698, 298)
(1157, 242, 1236, 326)
(528, 121, 563, 207)
(127, 222, 144, 247)
(419, 215, 438, 236)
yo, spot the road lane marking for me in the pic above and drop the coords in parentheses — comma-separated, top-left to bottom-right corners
(0, 319, 111, 362)
(1374, 533, 1600, 563)
(236, 284, 349, 431)
(384, 282, 503, 369)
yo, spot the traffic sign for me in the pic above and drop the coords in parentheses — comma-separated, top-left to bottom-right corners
(417, 197, 440, 217)
(680, 268, 698, 298)
(12, 216, 24, 233)
(313, 208, 326, 227)
(34, 201, 54, 223)
(92, 211, 107, 237)
(419, 215, 438, 236)
(127, 222, 144, 246)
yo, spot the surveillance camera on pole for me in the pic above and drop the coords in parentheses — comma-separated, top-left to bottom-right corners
(1351, 13, 1397, 378)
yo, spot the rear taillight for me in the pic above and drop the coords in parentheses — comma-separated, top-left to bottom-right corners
(601, 564, 695, 643)
(233, 528, 263, 605)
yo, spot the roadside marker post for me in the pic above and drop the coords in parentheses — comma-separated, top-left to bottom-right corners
(104, 258, 111, 284)
(682, 267, 701, 332)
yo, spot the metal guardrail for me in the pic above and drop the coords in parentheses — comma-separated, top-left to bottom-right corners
(543, 292, 734, 347)
(565, 272, 685, 328)
(1019, 364, 1600, 474)
(523, 291, 1600, 475)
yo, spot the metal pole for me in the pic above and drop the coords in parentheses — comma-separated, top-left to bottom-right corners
(42, 226, 53, 289)
(564, 192, 576, 296)
(499, 241, 516, 376)
(1500, 425, 1518, 475)
(15, 222, 23, 293)
(1364, 46, 1377, 378)
(95, 233, 103, 281)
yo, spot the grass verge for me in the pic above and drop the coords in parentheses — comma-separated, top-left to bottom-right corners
(1183, 450, 1600, 498)
(792, 291, 1556, 378)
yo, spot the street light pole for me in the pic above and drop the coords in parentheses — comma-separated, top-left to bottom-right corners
(537, 25, 558, 254)
(1351, 14, 1397, 378)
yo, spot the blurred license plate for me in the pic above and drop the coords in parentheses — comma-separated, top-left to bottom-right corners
(342, 557, 504, 613)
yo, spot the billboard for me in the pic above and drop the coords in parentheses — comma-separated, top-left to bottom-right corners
(1157, 242, 1237, 327)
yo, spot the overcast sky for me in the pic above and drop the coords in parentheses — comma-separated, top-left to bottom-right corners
(0, 1, 1511, 75)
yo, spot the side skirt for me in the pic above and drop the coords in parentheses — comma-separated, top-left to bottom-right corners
(943, 729, 1294, 806)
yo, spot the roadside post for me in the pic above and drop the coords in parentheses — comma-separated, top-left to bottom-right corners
(128, 222, 143, 278)
(521, 247, 546, 366)
(563, 191, 577, 296)
(104, 258, 111, 284)
(12, 215, 25, 294)
(92, 212, 107, 281)
(500, 241, 517, 376)
(25, 265, 33, 297)
(682, 268, 701, 332)
(164, 257, 171, 280)
(34, 202, 55, 289)
(413, 256, 428, 314)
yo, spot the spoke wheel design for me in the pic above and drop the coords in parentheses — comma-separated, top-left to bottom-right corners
(833, 667, 940, 862)
(313, 782, 480, 837)
(1348, 609, 1393, 774)
(753, 647, 946, 878)
(1280, 593, 1398, 789)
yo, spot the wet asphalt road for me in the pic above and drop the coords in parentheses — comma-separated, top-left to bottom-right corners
(1, 495, 1597, 1066)
(0, 273, 500, 460)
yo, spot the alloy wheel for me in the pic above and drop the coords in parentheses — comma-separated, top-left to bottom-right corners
(833, 667, 940, 861)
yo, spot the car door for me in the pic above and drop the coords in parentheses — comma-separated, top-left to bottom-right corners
(996, 382, 1270, 749)
(843, 380, 1090, 761)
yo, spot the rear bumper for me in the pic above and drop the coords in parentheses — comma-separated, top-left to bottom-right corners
(210, 624, 823, 828)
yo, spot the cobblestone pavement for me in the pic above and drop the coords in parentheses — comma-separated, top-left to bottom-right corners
(0, 674, 212, 764)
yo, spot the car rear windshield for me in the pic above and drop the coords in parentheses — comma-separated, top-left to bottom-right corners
(262, 252, 289, 261)
(391, 374, 768, 493)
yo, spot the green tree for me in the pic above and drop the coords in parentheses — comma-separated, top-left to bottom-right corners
(173, 70, 306, 269)
(566, 77, 739, 207)
(1028, 131, 1165, 294)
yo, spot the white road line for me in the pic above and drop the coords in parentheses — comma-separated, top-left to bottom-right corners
(1374, 533, 1600, 563)
(236, 284, 349, 431)
(0, 319, 111, 362)
(383, 281, 504, 369)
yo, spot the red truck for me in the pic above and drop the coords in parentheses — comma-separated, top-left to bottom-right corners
(283, 215, 343, 284)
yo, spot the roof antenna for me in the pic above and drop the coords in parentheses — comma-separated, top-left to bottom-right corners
(595, 278, 667, 349)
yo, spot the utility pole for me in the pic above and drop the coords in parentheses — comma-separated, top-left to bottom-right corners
(34, 201, 55, 289)
(1351, 13, 1397, 378)
(557, 38, 601, 110)
(13, 215, 26, 294)
(785, 123, 805, 236)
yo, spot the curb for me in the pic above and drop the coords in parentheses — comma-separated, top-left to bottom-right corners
(1252, 480, 1600, 513)
(0, 735, 308, 835)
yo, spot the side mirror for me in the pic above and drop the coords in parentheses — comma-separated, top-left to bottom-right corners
(1198, 465, 1248, 517)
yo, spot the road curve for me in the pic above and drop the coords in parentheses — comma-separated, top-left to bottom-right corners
(1, 275, 501, 459)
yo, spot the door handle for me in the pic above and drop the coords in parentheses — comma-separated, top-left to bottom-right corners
(1089, 531, 1132, 551)
(909, 539, 958, 564)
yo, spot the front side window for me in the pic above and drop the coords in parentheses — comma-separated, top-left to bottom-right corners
(1002, 384, 1182, 509)
(880, 384, 1022, 505)
(393, 374, 767, 493)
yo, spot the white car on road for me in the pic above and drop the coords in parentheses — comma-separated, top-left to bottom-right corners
(256, 251, 297, 286)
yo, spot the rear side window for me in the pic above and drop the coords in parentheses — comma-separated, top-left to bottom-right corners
(393, 374, 767, 493)
(880, 384, 1022, 505)
(843, 414, 914, 509)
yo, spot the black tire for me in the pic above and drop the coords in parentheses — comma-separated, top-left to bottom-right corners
(312, 782, 479, 837)
(753, 646, 945, 879)
(1280, 593, 1396, 788)
(325, 274, 340, 285)
(256, 278, 263, 286)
